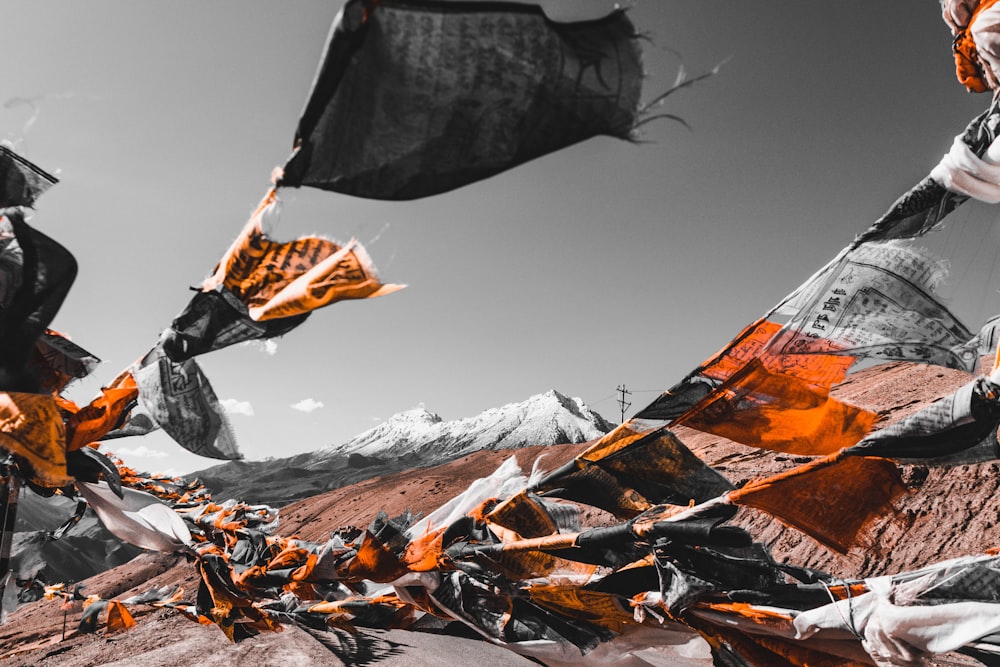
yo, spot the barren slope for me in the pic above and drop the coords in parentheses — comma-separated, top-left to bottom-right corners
(2, 361, 997, 665)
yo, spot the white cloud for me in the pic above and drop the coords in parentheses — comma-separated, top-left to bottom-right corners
(221, 398, 255, 416)
(291, 398, 324, 413)
(111, 445, 168, 459)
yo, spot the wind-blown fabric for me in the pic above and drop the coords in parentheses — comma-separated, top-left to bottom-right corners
(132, 346, 240, 460)
(76, 481, 191, 553)
(530, 421, 733, 519)
(727, 453, 907, 553)
(774, 241, 975, 371)
(59, 369, 138, 452)
(675, 358, 877, 456)
(930, 129, 1000, 203)
(29, 329, 100, 394)
(846, 372, 1000, 464)
(279, 0, 643, 200)
(162, 191, 399, 361)
(0, 210, 77, 393)
(160, 289, 308, 362)
(200, 190, 403, 321)
(854, 94, 1000, 245)
(948, 0, 1000, 91)
(633, 318, 856, 422)
(0, 146, 57, 209)
(0, 392, 69, 487)
(688, 555, 1000, 666)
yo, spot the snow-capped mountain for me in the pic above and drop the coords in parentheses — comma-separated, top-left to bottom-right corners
(190, 389, 613, 505)
(311, 389, 614, 465)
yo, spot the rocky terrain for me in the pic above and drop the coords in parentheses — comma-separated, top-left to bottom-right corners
(1, 361, 997, 665)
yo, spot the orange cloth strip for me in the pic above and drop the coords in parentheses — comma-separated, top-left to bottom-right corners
(729, 454, 907, 553)
(678, 359, 877, 456)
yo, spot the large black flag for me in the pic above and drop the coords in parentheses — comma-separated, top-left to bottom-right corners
(279, 0, 643, 200)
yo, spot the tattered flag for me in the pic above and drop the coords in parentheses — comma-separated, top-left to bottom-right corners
(0, 210, 77, 393)
(0, 392, 70, 487)
(29, 329, 100, 394)
(728, 453, 907, 554)
(199, 189, 403, 322)
(60, 369, 138, 452)
(676, 359, 877, 457)
(846, 373, 1000, 465)
(160, 289, 308, 362)
(775, 241, 975, 371)
(279, 0, 643, 200)
(132, 346, 241, 461)
(531, 421, 733, 519)
(0, 145, 57, 209)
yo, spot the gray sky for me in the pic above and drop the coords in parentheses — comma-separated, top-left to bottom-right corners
(4, 1, 998, 474)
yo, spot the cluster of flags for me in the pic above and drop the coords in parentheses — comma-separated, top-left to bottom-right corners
(7, 0, 1000, 665)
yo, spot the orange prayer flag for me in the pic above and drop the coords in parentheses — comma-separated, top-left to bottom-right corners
(195, 555, 281, 642)
(0, 392, 70, 487)
(485, 491, 561, 538)
(346, 531, 410, 582)
(532, 421, 732, 519)
(677, 359, 877, 456)
(402, 528, 446, 574)
(527, 586, 636, 634)
(728, 454, 907, 554)
(952, 0, 1000, 92)
(201, 190, 403, 321)
(63, 370, 138, 451)
(104, 599, 136, 633)
(707, 319, 853, 386)
(635, 318, 854, 421)
(691, 616, 867, 667)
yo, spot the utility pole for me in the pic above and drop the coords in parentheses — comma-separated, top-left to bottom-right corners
(616, 384, 631, 424)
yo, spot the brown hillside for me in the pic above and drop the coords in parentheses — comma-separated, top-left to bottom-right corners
(1, 361, 995, 665)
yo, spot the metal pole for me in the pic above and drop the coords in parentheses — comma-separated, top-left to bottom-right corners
(0, 469, 22, 616)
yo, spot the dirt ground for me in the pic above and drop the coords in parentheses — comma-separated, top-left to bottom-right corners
(3, 361, 999, 665)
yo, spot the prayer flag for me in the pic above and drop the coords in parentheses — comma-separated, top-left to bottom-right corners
(677, 359, 877, 457)
(279, 0, 643, 200)
(0, 146, 57, 209)
(132, 346, 241, 460)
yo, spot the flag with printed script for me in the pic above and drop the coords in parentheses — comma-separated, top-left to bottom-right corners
(0, 145, 57, 209)
(132, 346, 240, 461)
(60, 369, 138, 452)
(635, 317, 855, 422)
(846, 374, 1000, 465)
(162, 190, 401, 360)
(0, 392, 70, 487)
(30, 329, 100, 394)
(200, 190, 400, 321)
(531, 421, 733, 519)
(637, 241, 974, 425)
(278, 0, 643, 200)
(773, 241, 975, 371)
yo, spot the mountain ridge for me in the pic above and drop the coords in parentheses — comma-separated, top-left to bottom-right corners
(192, 389, 614, 505)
